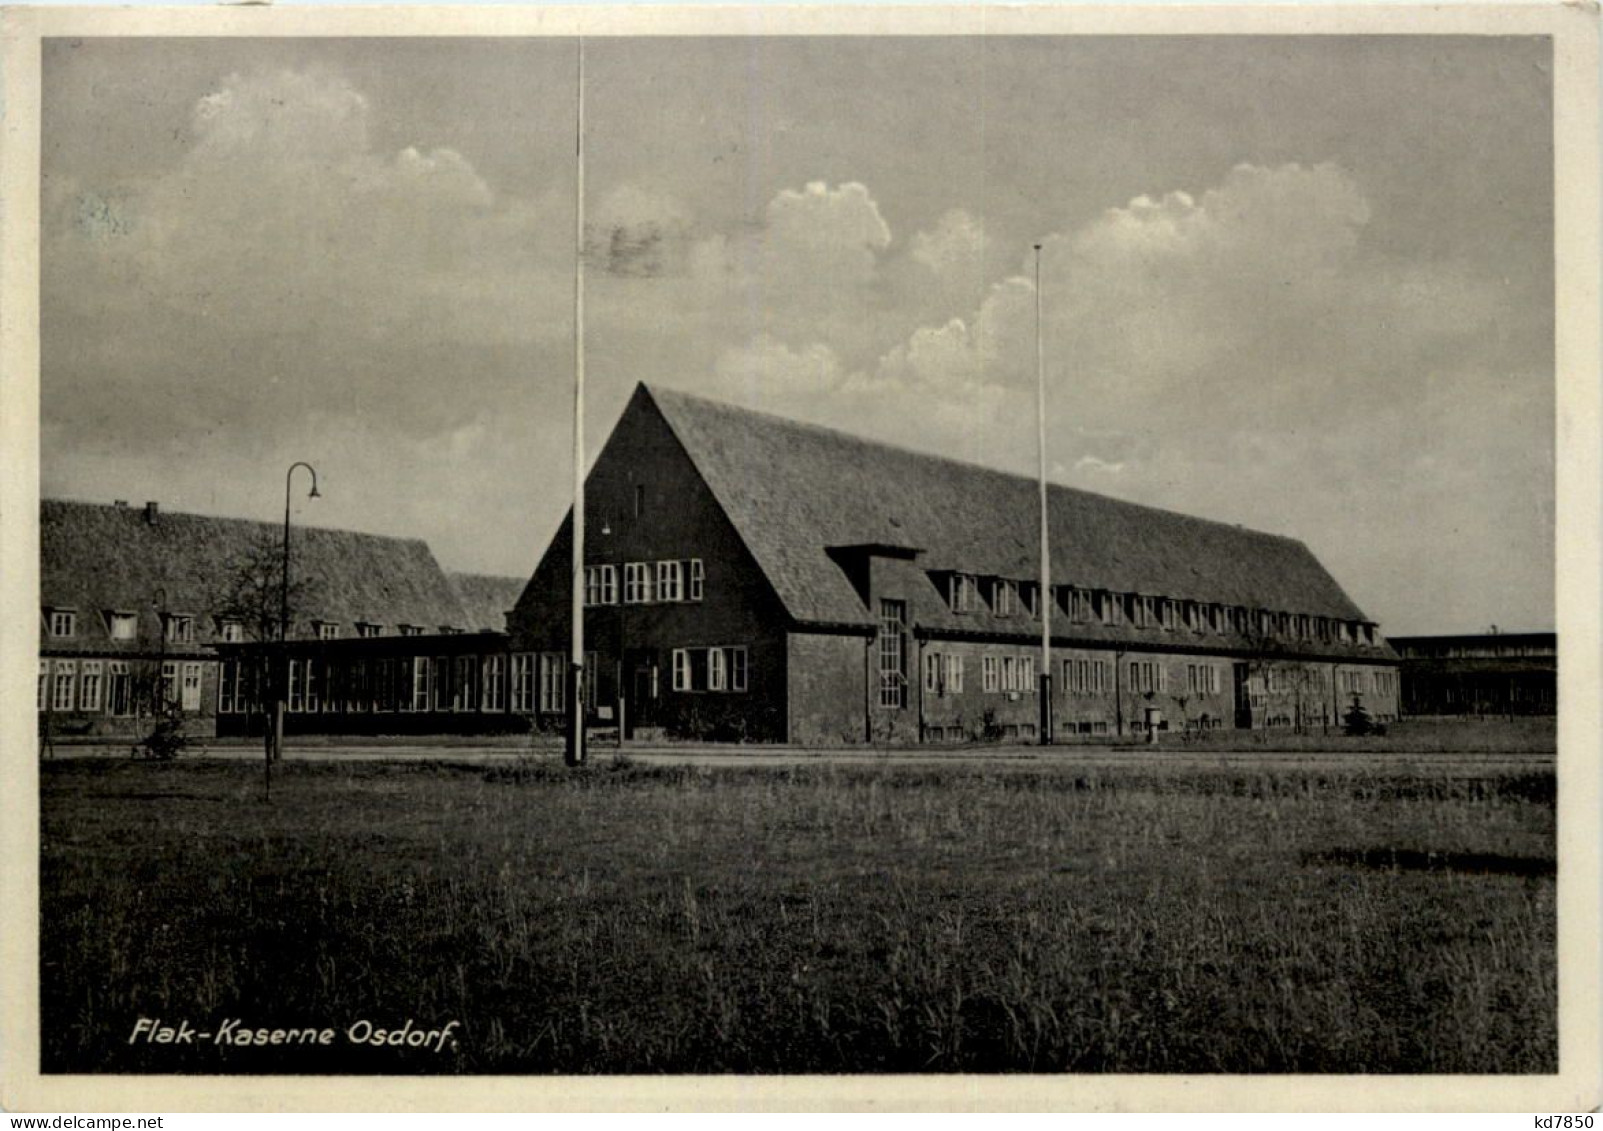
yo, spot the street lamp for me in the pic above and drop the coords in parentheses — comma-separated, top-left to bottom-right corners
(274, 462, 320, 777)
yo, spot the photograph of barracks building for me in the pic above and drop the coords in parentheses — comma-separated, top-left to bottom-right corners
(506, 384, 1400, 744)
(39, 383, 1401, 745)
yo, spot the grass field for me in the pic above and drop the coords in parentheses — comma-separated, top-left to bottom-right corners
(40, 755, 1556, 1075)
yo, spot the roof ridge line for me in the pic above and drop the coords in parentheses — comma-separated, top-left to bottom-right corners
(639, 382, 1303, 545)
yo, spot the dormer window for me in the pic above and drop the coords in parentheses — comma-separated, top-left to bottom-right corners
(993, 579, 1017, 618)
(47, 609, 76, 638)
(1022, 583, 1040, 618)
(1097, 590, 1118, 626)
(315, 622, 341, 641)
(218, 619, 244, 643)
(1160, 600, 1176, 631)
(108, 611, 138, 641)
(356, 623, 385, 638)
(949, 573, 978, 614)
(163, 614, 195, 644)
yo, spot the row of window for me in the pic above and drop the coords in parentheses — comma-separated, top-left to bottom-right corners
(37, 658, 203, 714)
(217, 646, 751, 718)
(938, 576, 1379, 647)
(909, 653, 1380, 703)
(44, 609, 203, 643)
(584, 560, 706, 607)
(42, 608, 470, 643)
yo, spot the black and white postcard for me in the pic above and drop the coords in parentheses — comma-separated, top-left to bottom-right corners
(1, 4, 1598, 1113)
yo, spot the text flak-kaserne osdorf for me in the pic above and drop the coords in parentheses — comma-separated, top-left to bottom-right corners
(129, 1017, 461, 1051)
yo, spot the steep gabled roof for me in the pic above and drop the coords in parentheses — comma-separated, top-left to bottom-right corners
(448, 572, 524, 634)
(40, 499, 472, 652)
(644, 384, 1372, 632)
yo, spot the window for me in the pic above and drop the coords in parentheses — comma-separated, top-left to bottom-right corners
(161, 661, 179, 710)
(109, 612, 138, 641)
(1066, 657, 1105, 695)
(48, 609, 75, 637)
(511, 653, 535, 713)
(946, 654, 964, 694)
(688, 559, 705, 601)
(52, 661, 75, 712)
(218, 619, 244, 643)
(409, 657, 429, 711)
(164, 615, 194, 644)
(1160, 601, 1176, 631)
(79, 661, 103, 712)
(1020, 655, 1036, 692)
(316, 622, 340, 641)
(624, 562, 656, 604)
(1297, 614, 1311, 639)
(398, 625, 425, 638)
(925, 651, 943, 694)
(634, 484, 646, 518)
(538, 653, 565, 713)
(585, 564, 619, 607)
(950, 574, 978, 614)
(219, 660, 239, 714)
(357, 623, 385, 638)
(1002, 656, 1017, 692)
(429, 656, 451, 712)
(671, 646, 748, 694)
(1070, 589, 1093, 623)
(37, 661, 47, 711)
(657, 560, 684, 602)
(983, 655, 999, 693)
(1187, 664, 1221, 695)
(878, 600, 907, 708)
(107, 662, 132, 716)
(1127, 660, 1166, 694)
(1023, 584, 1040, 618)
(452, 655, 479, 712)
(993, 579, 1017, 618)
(181, 663, 203, 711)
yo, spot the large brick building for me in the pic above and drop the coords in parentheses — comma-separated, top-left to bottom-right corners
(38, 498, 518, 740)
(507, 384, 1400, 744)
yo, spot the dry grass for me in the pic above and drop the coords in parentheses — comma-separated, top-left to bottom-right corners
(41, 756, 1555, 1074)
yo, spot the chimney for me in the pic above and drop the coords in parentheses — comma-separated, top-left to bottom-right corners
(143, 501, 159, 524)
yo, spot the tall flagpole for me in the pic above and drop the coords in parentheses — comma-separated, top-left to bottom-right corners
(566, 38, 587, 767)
(1035, 243, 1053, 745)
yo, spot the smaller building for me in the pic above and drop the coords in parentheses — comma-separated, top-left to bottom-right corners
(215, 632, 528, 737)
(1390, 631, 1556, 717)
(38, 498, 507, 740)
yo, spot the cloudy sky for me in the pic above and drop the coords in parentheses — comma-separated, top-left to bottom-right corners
(40, 35, 1553, 634)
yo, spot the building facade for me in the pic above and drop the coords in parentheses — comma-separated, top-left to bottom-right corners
(38, 498, 517, 740)
(506, 384, 1400, 744)
(1391, 632, 1556, 717)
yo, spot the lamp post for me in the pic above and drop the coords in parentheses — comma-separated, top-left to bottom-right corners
(274, 462, 320, 785)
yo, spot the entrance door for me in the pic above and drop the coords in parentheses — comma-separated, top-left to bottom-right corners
(1233, 662, 1253, 730)
(626, 650, 659, 738)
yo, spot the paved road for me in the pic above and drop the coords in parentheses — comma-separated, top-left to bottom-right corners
(46, 740, 1555, 773)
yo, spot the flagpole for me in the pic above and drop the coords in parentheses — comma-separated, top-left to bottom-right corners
(1035, 243, 1053, 745)
(566, 37, 587, 767)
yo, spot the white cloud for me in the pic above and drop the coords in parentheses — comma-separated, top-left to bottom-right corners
(911, 208, 989, 276)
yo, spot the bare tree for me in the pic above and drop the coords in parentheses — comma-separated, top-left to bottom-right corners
(209, 529, 320, 644)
